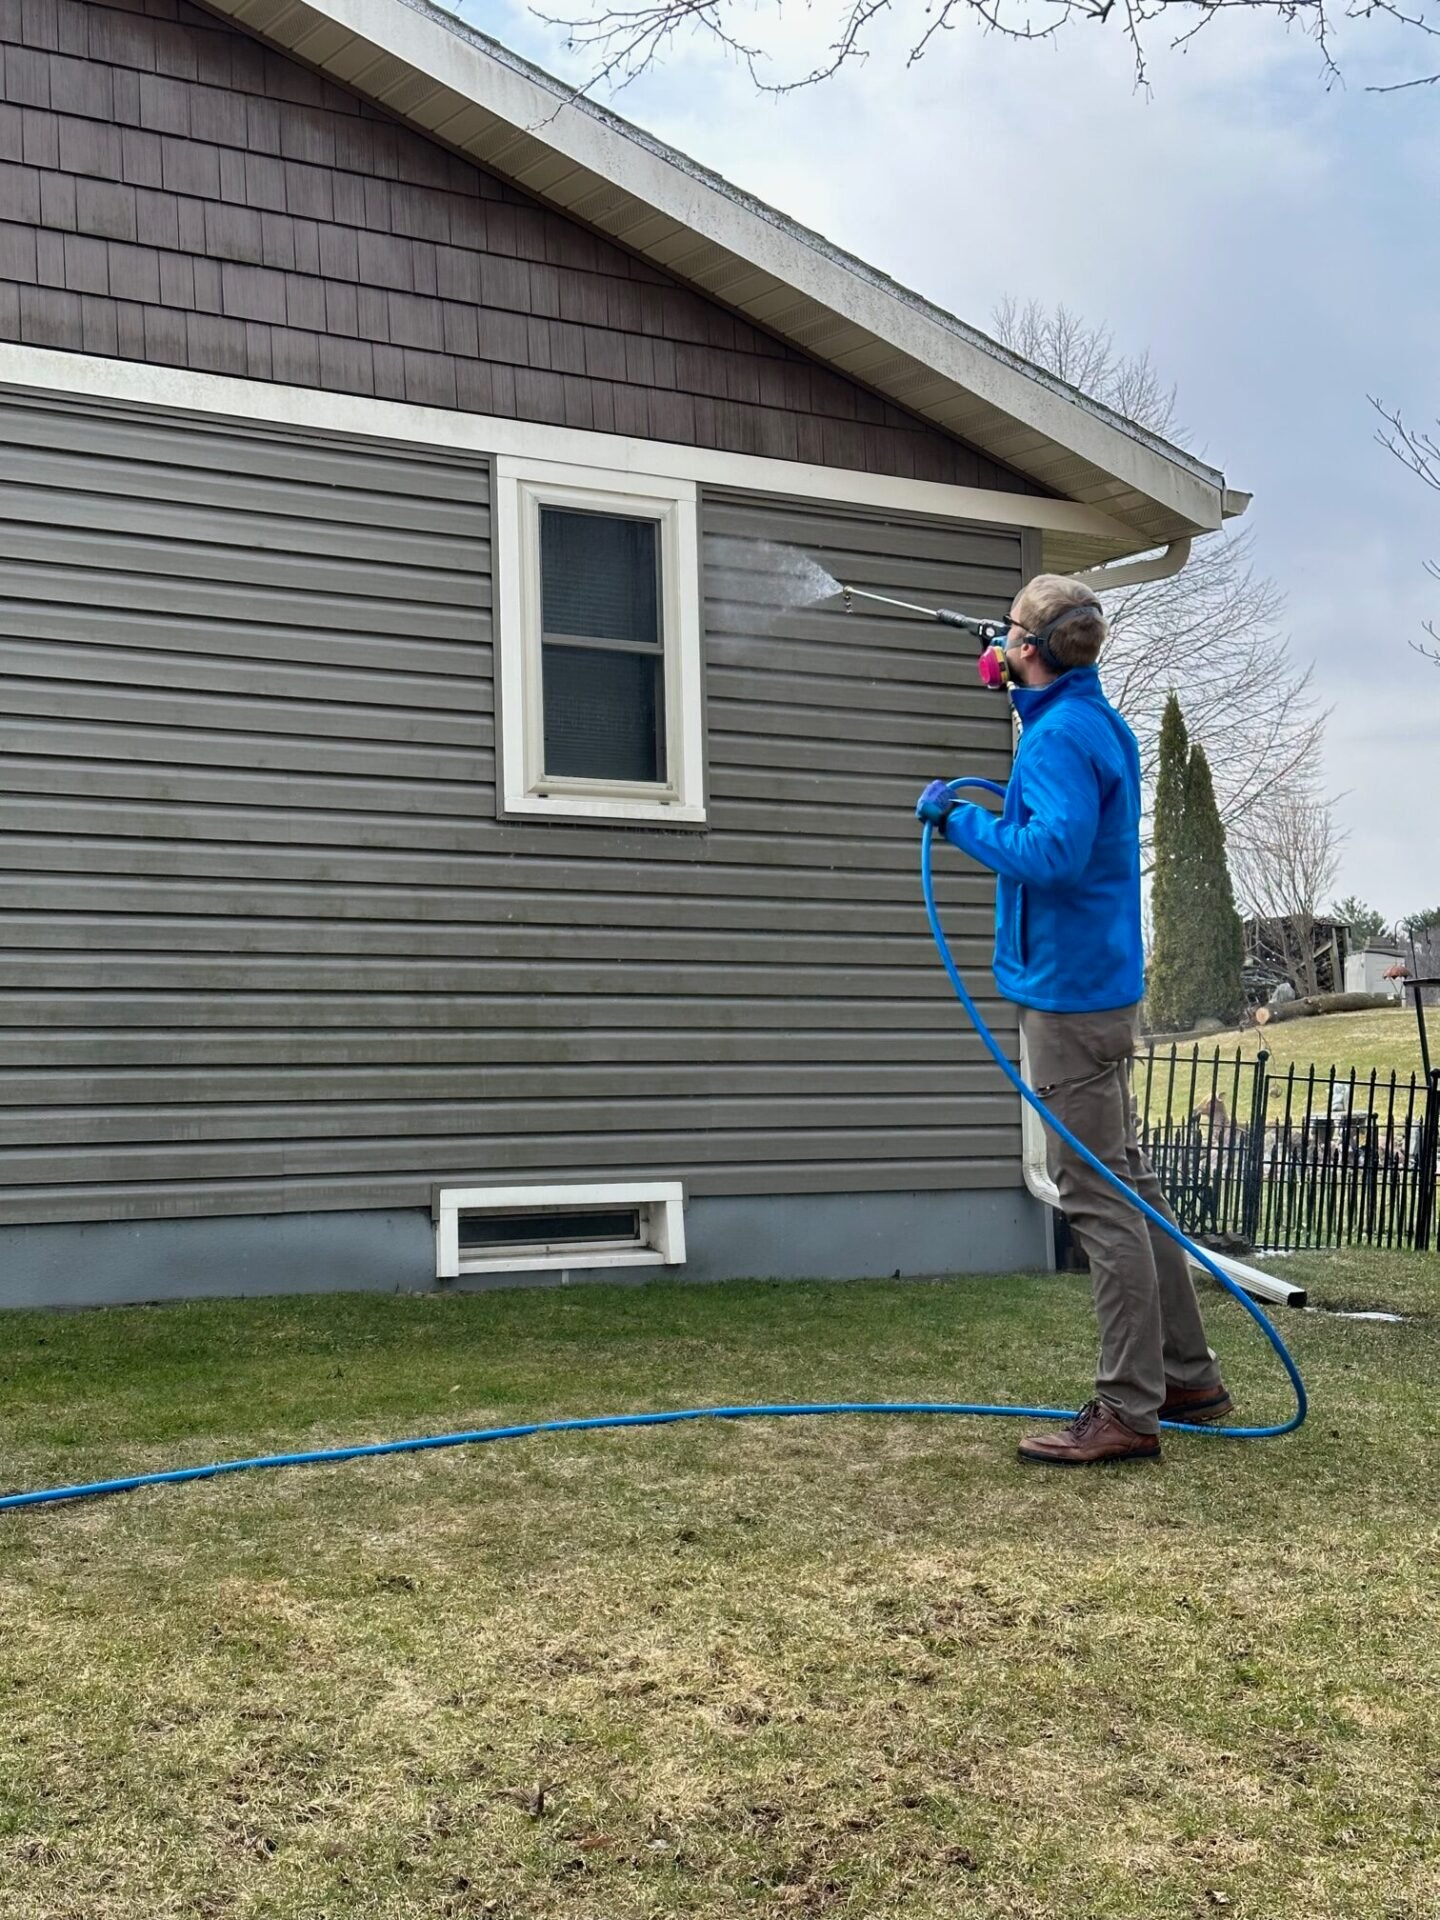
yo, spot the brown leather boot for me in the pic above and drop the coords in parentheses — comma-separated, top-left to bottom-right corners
(1017, 1400, 1161, 1467)
(1159, 1380, 1234, 1424)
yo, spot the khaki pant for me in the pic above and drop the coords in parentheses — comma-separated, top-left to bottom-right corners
(1020, 1004, 1220, 1434)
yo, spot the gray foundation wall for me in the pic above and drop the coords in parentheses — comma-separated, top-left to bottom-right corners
(0, 1191, 1052, 1310)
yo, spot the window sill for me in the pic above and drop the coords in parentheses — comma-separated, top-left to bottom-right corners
(451, 1246, 672, 1277)
(501, 792, 708, 827)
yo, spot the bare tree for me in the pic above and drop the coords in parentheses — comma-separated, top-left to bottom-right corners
(539, 0, 1440, 97)
(1232, 783, 1345, 997)
(993, 299, 1183, 441)
(993, 301, 1329, 868)
(1100, 534, 1327, 865)
(1373, 399, 1440, 668)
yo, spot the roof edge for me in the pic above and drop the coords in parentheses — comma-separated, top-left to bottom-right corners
(202, 0, 1243, 548)
(405, 0, 1224, 493)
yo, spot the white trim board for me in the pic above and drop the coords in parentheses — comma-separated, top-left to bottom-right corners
(0, 346, 1141, 555)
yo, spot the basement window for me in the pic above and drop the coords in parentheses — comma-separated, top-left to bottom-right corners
(433, 1181, 687, 1280)
(494, 457, 704, 825)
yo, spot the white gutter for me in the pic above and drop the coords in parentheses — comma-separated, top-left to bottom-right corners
(1016, 1035, 1307, 1310)
(1073, 537, 1192, 593)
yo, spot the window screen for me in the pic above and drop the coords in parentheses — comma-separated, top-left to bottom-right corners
(539, 508, 665, 784)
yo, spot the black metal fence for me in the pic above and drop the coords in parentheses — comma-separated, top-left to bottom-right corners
(1133, 1046, 1440, 1253)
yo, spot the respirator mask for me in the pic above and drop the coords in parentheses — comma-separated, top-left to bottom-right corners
(977, 642, 1010, 691)
(976, 600, 1103, 693)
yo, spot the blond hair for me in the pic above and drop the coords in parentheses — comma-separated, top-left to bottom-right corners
(1011, 574, 1107, 669)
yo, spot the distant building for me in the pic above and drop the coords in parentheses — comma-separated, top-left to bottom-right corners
(1345, 940, 1406, 999)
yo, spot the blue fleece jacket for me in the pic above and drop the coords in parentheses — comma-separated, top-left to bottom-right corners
(942, 666, 1144, 1014)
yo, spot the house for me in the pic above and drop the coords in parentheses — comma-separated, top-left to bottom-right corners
(1344, 939, 1405, 999)
(0, 0, 1248, 1307)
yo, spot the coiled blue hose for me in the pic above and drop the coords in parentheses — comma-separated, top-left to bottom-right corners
(0, 784, 1304, 1513)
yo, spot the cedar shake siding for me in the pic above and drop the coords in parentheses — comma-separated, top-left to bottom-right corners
(0, 0, 1036, 487)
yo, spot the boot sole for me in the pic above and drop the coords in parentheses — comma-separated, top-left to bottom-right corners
(1016, 1446, 1161, 1467)
(1160, 1402, 1235, 1426)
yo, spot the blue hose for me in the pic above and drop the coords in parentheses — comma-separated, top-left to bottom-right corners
(919, 780, 1305, 1444)
(0, 786, 1304, 1514)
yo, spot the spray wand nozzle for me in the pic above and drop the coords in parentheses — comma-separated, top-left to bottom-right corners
(839, 584, 1008, 642)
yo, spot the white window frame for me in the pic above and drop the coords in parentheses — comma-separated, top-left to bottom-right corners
(434, 1180, 686, 1279)
(494, 454, 704, 826)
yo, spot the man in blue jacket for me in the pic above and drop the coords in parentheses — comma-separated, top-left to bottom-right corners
(917, 575, 1231, 1466)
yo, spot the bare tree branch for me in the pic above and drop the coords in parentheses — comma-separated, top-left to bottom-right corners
(1231, 781, 1346, 996)
(537, 0, 1440, 97)
(1373, 396, 1440, 667)
(994, 299, 1183, 441)
(1374, 398, 1440, 493)
(534, 0, 770, 93)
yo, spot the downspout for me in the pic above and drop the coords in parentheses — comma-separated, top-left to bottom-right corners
(1016, 1032, 1304, 1307)
(1014, 528, 1307, 1308)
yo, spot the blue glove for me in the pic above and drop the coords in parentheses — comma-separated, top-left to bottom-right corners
(915, 778, 958, 827)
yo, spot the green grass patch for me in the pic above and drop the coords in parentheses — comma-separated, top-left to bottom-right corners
(1135, 1008, 1432, 1138)
(1, 1252, 1437, 1919)
(1208, 1007, 1425, 1080)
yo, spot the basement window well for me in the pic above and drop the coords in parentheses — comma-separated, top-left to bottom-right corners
(434, 1182, 686, 1280)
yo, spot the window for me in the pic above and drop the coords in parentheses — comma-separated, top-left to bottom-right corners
(495, 457, 704, 824)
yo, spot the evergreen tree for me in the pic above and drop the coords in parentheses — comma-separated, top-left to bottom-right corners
(1332, 895, 1388, 949)
(1146, 702, 1245, 1031)
(1182, 744, 1245, 1027)
(1145, 694, 1191, 1030)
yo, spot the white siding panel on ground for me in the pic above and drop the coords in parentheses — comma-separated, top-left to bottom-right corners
(0, 389, 1024, 1225)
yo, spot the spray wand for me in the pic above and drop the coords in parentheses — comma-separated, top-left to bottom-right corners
(840, 584, 1009, 642)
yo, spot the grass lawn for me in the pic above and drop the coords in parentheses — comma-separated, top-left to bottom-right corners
(1202, 1008, 1427, 1081)
(1, 1251, 1437, 1920)
(1136, 1007, 1432, 1131)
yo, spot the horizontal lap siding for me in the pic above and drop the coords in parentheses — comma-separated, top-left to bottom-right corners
(0, 391, 1023, 1225)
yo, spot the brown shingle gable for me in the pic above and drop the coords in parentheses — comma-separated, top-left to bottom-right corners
(0, 0, 1037, 489)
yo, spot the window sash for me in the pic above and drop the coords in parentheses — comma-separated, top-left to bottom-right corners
(540, 639, 667, 785)
(538, 632, 663, 657)
(538, 505, 662, 654)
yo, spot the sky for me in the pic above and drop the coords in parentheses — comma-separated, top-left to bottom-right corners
(462, 0, 1438, 924)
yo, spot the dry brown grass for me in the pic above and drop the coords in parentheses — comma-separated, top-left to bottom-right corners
(0, 1253, 1436, 1918)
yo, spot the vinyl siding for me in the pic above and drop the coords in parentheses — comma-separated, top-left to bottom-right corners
(0, 388, 1024, 1225)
